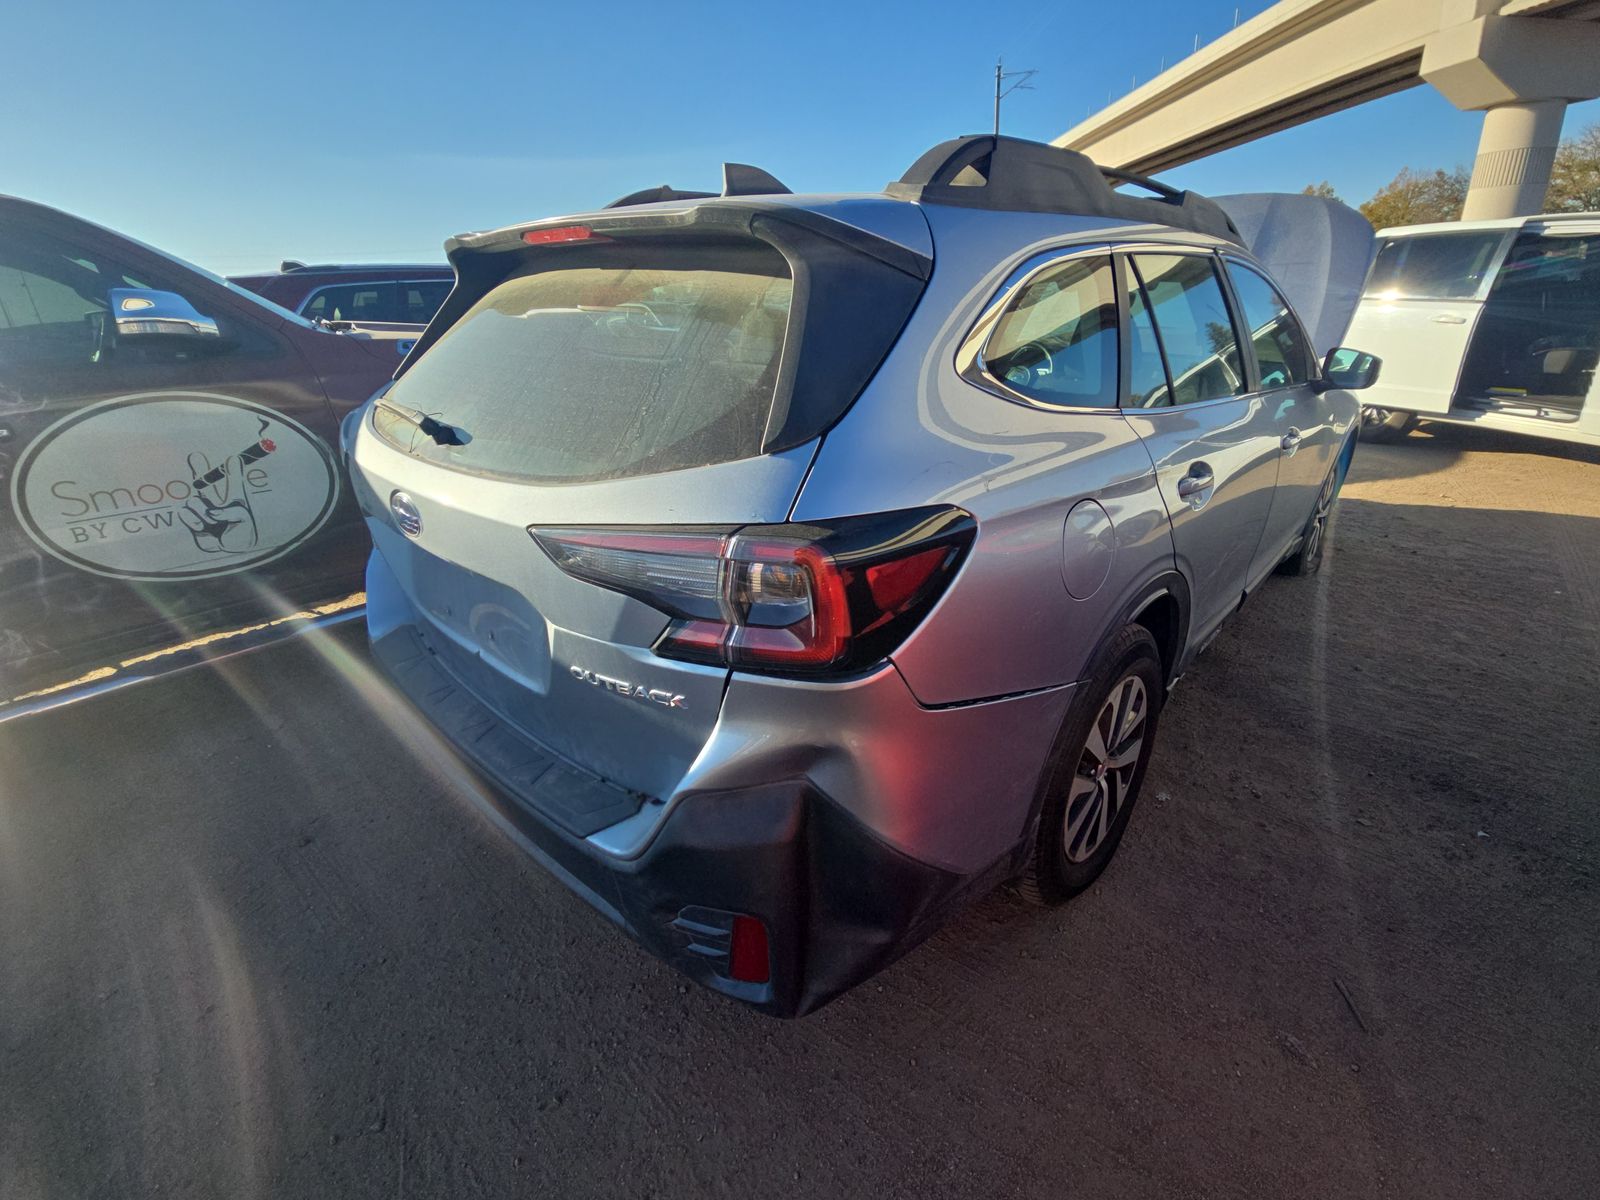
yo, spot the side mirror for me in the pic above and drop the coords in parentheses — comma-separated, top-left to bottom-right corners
(1316, 347, 1381, 391)
(109, 287, 220, 344)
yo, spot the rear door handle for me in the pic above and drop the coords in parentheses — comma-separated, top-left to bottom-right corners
(1431, 313, 1467, 325)
(1176, 467, 1215, 504)
(1280, 427, 1303, 454)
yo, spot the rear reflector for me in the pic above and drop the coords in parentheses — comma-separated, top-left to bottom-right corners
(531, 507, 975, 677)
(521, 225, 609, 245)
(729, 916, 770, 984)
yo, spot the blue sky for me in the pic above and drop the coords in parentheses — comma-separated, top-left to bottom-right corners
(7, 0, 1599, 274)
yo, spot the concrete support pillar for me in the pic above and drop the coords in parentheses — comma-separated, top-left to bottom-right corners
(1462, 99, 1566, 220)
(1422, 14, 1600, 219)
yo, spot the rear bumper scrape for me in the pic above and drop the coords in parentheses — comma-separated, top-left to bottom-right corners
(371, 616, 978, 1016)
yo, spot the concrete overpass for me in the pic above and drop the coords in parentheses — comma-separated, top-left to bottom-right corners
(1054, 0, 1600, 219)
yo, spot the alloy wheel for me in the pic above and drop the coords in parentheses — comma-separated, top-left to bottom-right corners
(1064, 674, 1148, 863)
(1303, 470, 1336, 565)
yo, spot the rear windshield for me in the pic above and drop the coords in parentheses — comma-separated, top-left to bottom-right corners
(378, 243, 792, 483)
(1364, 232, 1506, 300)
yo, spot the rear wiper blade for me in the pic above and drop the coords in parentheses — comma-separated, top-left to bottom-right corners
(374, 396, 466, 446)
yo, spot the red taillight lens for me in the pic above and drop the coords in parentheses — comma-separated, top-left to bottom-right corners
(728, 916, 770, 984)
(531, 508, 975, 676)
(707, 538, 852, 668)
(520, 224, 610, 245)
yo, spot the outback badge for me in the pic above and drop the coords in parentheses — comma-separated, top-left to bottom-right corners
(570, 665, 687, 709)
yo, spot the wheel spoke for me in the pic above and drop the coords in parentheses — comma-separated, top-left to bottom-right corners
(1106, 735, 1143, 770)
(1084, 712, 1110, 764)
(1103, 678, 1134, 749)
(1094, 778, 1111, 847)
(1065, 776, 1097, 841)
(1123, 681, 1146, 736)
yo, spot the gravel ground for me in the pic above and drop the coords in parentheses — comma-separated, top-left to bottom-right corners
(3, 422, 1598, 1199)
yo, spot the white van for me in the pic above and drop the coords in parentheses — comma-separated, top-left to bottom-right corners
(1345, 213, 1600, 446)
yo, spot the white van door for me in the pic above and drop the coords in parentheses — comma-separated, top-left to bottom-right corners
(1340, 229, 1512, 416)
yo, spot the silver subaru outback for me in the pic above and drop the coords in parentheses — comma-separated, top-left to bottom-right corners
(347, 136, 1380, 1016)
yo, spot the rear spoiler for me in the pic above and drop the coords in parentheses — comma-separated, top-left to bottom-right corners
(1214, 194, 1376, 355)
(604, 162, 793, 209)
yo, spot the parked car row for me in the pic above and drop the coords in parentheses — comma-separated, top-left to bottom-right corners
(53, 134, 1600, 1016)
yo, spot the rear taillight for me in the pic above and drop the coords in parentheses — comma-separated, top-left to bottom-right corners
(531, 507, 975, 676)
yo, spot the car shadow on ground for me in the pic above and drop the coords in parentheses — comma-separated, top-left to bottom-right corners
(1353, 419, 1600, 489)
(2, 492, 1598, 1199)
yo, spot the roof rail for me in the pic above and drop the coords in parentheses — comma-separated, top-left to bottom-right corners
(604, 161, 792, 210)
(886, 135, 1240, 244)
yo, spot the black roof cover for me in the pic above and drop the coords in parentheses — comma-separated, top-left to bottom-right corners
(887, 135, 1241, 244)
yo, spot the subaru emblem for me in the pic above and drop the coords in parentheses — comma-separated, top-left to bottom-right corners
(390, 490, 422, 537)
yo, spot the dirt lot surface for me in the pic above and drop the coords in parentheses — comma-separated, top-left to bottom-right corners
(3, 423, 1598, 1199)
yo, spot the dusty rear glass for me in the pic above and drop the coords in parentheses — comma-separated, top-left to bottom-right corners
(378, 243, 792, 483)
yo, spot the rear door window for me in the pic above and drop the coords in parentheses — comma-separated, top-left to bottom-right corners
(981, 255, 1118, 407)
(1365, 233, 1506, 300)
(303, 282, 401, 322)
(1129, 254, 1245, 405)
(378, 242, 793, 483)
(401, 280, 451, 323)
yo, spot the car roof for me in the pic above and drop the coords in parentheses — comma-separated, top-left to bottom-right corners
(444, 136, 1244, 255)
(1377, 212, 1600, 237)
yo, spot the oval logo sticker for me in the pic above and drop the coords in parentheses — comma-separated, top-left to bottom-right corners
(10, 391, 341, 582)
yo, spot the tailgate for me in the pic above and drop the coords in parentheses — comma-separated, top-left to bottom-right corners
(354, 425, 816, 803)
(351, 198, 930, 806)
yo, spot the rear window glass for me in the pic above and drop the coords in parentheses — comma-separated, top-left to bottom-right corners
(983, 256, 1118, 407)
(379, 244, 792, 483)
(1365, 233, 1505, 300)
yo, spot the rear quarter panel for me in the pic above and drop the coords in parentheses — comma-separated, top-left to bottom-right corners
(793, 207, 1179, 707)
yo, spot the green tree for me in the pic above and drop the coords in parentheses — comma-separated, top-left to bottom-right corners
(1359, 166, 1470, 230)
(1547, 123, 1600, 213)
(1302, 181, 1342, 202)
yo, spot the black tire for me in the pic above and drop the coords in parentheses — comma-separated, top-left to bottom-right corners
(1019, 624, 1163, 905)
(1358, 406, 1416, 444)
(1277, 458, 1340, 577)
